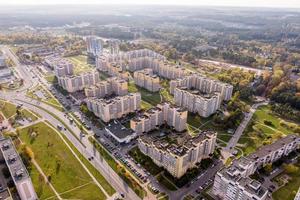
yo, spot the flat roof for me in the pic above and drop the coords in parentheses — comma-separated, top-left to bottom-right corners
(0, 138, 37, 200)
(106, 120, 134, 139)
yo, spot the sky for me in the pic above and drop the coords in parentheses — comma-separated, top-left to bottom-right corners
(0, 0, 300, 8)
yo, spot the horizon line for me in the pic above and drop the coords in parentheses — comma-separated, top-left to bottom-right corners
(0, 3, 299, 9)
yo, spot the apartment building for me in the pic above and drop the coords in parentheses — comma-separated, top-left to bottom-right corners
(133, 68, 161, 92)
(174, 87, 221, 117)
(0, 55, 5, 67)
(53, 59, 74, 77)
(212, 134, 300, 200)
(57, 70, 100, 93)
(131, 102, 187, 134)
(138, 130, 217, 178)
(96, 49, 188, 80)
(170, 73, 233, 101)
(0, 138, 38, 200)
(108, 39, 120, 55)
(85, 77, 128, 98)
(86, 36, 104, 57)
(86, 93, 141, 122)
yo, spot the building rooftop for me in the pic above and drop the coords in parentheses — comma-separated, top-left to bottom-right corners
(106, 120, 134, 139)
(140, 130, 216, 157)
(0, 138, 37, 200)
(248, 134, 300, 161)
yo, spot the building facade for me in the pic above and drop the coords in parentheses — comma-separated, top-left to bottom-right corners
(86, 36, 104, 57)
(86, 93, 141, 122)
(170, 74, 233, 117)
(130, 103, 187, 134)
(212, 134, 300, 200)
(133, 68, 160, 92)
(85, 77, 128, 98)
(138, 131, 217, 178)
(57, 70, 100, 93)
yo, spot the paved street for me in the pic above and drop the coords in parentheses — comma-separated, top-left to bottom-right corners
(224, 101, 268, 153)
(0, 46, 143, 200)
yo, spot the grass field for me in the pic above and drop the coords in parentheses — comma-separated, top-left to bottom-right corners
(29, 163, 55, 199)
(238, 105, 299, 155)
(272, 159, 300, 200)
(67, 55, 94, 75)
(0, 100, 17, 118)
(18, 122, 108, 199)
(128, 81, 161, 106)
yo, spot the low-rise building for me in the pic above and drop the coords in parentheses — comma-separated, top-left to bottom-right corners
(85, 77, 128, 98)
(105, 120, 137, 144)
(138, 130, 217, 178)
(212, 134, 300, 200)
(131, 103, 187, 134)
(133, 68, 160, 92)
(86, 93, 141, 122)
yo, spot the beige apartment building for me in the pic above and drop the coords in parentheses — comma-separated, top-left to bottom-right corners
(133, 68, 161, 92)
(170, 73, 233, 101)
(212, 134, 300, 200)
(96, 49, 188, 80)
(86, 93, 141, 122)
(130, 102, 187, 134)
(85, 77, 128, 98)
(57, 70, 100, 93)
(138, 130, 217, 178)
(174, 87, 222, 117)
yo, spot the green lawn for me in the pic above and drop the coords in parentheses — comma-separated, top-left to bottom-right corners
(20, 109, 39, 121)
(157, 174, 178, 191)
(18, 122, 107, 199)
(129, 146, 163, 176)
(44, 75, 57, 84)
(128, 81, 161, 106)
(238, 105, 298, 155)
(272, 160, 300, 200)
(29, 164, 55, 199)
(67, 55, 94, 75)
(0, 100, 17, 118)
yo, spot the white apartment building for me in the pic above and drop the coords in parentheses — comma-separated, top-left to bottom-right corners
(138, 130, 217, 178)
(85, 77, 128, 98)
(174, 87, 222, 117)
(57, 70, 100, 93)
(96, 49, 188, 80)
(213, 134, 300, 200)
(86, 93, 141, 122)
(133, 68, 161, 92)
(54, 59, 74, 77)
(86, 36, 104, 57)
(170, 73, 233, 101)
(131, 102, 187, 134)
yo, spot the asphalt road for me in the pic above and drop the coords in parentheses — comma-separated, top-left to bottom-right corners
(0, 46, 141, 200)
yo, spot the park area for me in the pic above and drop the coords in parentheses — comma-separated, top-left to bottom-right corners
(0, 100, 39, 127)
(66, 55, 94, 75)
(14, 121, 113, 200)
(237, 105, 300, 155)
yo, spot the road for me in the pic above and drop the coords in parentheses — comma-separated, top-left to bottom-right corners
(224, 101, 268, 153)
(0, 46, 142, 200)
